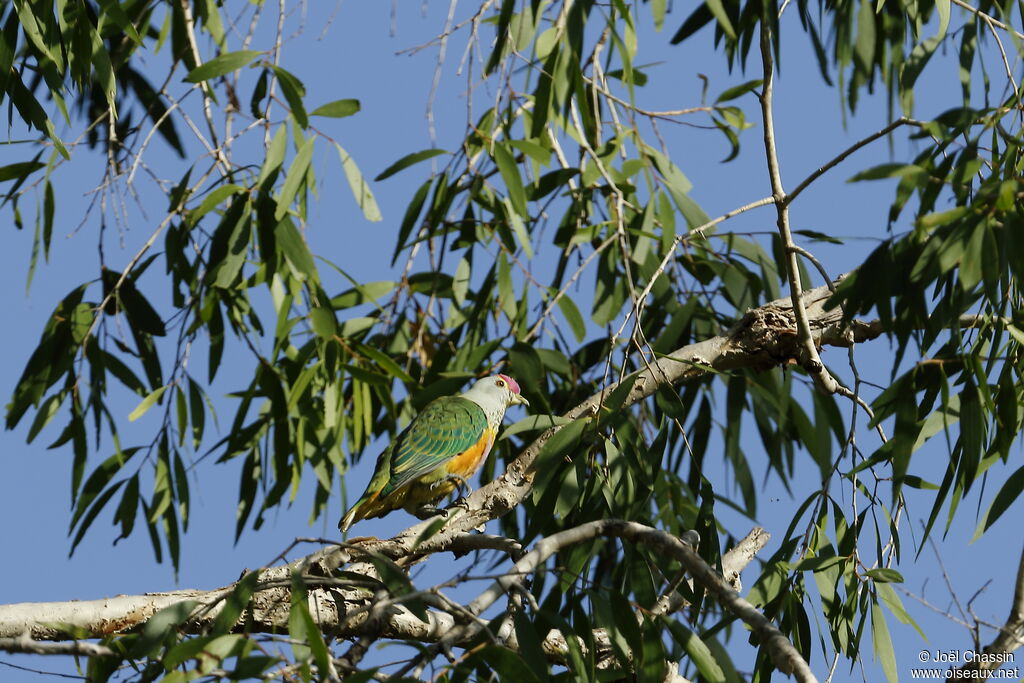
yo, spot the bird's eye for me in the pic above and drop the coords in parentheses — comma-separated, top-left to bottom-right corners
(496, 379, 505, 388)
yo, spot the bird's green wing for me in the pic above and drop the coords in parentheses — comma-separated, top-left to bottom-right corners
(381, 396, 487, 498)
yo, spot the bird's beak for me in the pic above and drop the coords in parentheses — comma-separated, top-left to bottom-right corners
(512, 394, 530, 408)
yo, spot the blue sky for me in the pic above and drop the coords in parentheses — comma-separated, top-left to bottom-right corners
(2, 2, 1021, 681)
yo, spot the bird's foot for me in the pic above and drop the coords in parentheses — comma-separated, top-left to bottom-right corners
(440, 474, 472, 498)
(447, 496, 470, 513)
(414, 504, 447, 520)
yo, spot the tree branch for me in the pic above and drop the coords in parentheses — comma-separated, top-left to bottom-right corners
(0, 634, 115, 657)
(415, 520, 815, 682)
(758, 21, 838, 397)
(0, 523, 772, 679)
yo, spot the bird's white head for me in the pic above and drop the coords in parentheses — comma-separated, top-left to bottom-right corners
(462, 374, 530, 412)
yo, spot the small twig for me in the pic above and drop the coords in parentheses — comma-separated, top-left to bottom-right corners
(785, 117, 923, 206)
(950, 0, 1024, 41)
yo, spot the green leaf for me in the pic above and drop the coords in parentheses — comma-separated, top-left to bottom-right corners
(477, 645, 541, 683)
(310, 98, 360, 118)
(974, 465, 1024, 538)
(213, 570, 261, 634)
(258, 125, 287, 186)
(289, 572, 331, 672)
(0, 161, 45, 182)
(375, 149, 448, 181)
(715, 79, 761, 103)
(664, 618, 726, 683)
(704, 0, 736, 40)
(70, 480, 125, 556)
(188, 184, 245, 225)
(336, 143, 383, 222)
(96, 0, 143, 45)
(535, 416, 591, 468)
(557, 296, 586, 342)
(494, 142, 528, 217)
(269, 65, 308, 128)
(275, 137, 315, 220)
(275, 218, 318, 282)
(871, 602, 898, 683)
(876, 583, 927, 640)
(130, 600, 199, 658)
(865, 568, 904, 583)
(184, 50, 260, 83)
(310, 306, 337, 340)
(330, 280, 395, 309)
(357, 344, 413, 383)
(848, 163, 924, 182)
(129, 385, 168, 422)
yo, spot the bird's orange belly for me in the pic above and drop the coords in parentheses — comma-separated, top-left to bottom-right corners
(446, 429, 496, 478)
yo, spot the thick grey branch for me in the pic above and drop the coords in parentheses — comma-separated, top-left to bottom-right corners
(0, 523, 771, 678)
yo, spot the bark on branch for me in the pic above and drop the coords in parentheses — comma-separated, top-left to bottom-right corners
(0, 525, 771, 673)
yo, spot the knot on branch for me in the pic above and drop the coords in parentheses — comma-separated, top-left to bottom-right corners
(732, 306, 802, 369)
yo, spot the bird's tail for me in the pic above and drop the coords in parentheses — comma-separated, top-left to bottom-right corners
(338, 490, 381, 533)
(338, 505, 360, 533)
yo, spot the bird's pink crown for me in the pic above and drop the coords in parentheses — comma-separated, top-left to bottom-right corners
(498, 374, 521, 394)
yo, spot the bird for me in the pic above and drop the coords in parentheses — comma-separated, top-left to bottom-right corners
(338, 374, 529, 532)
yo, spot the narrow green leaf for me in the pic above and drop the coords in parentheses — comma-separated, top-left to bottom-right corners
(184, 50, 260, 83)
(289, 573, 331, 671)
(871, 602, 898, 683)
(357, 344, 413, 383)
(275, 218, 318, 282)
(704, 0, 736, 40)
(557, 296, 586, 342)
(0, 161, 45, 182)
(663, 618, 726, 683)
(494, 142, 528, 216)
(310, 306, 337, 340)
(478, 646, 541, 683)
(275, 137, 315, 220)
(70, 481, 125, 555)
(258, 125, 287, 186)
(715, 79, 761, 103)
(96, 0, 143, 45)
(212, 570, 261, 634)
(129, 600, 200, 658)
(269, 65, 308, 127)
(336, 143, 382, 222)
(129, 385, 168, 422)
(535, 416, 590, 468)
(375, 149, 448, 181)
(975, 465, 1024, 538)
(865, 568, 904, 583)
(311, 99, 360, 118)
(188, 184, 245, 225)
